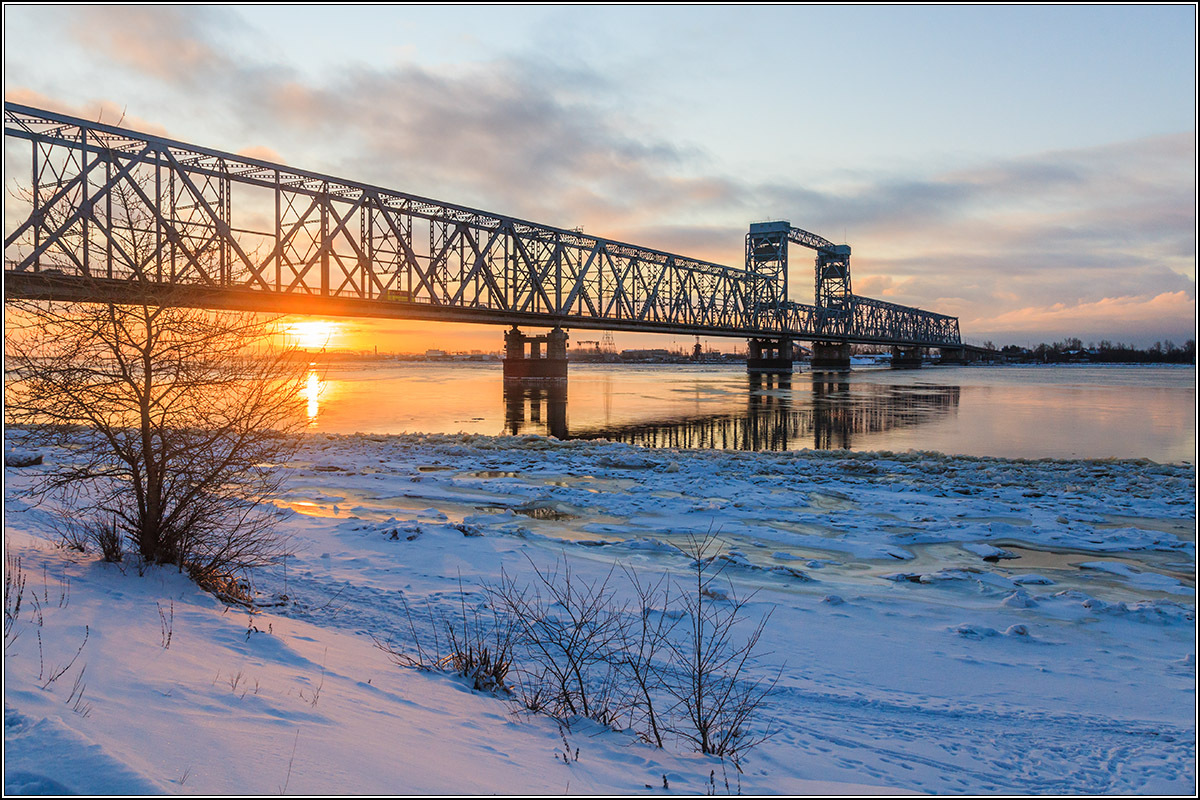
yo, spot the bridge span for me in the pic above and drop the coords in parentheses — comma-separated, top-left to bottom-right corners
(4, 103, 974, 374)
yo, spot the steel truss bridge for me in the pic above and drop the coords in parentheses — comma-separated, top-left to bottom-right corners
(3, 103, 961, 349)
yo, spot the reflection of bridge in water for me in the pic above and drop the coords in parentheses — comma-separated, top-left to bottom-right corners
(503, 374, 961, 451)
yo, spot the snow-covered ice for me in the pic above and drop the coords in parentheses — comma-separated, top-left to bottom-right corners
(4, 432, 1195, 794)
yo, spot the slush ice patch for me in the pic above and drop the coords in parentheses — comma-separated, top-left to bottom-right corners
(612, 537, 677, 552)
(1001, 590, 1039, 608)
(769, 565, 813, 581)
(881, 572, 923, 583)
(951, 624, 1000, 639)
(4, 451, 42, 467)
(963, 542, 1016, 560)
(919, 569, 979, 584)
(1077, 561, 1192, 595)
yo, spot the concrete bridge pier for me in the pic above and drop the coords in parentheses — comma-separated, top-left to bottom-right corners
(937, 347, 966, 365)
(891, 346, 924, 369)
(811, 341, 851, 370)
(747, 337, 793, 373)
(503, 326, 568, 380)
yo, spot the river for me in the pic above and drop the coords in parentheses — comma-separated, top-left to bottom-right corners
(296, 361, 1195, 463)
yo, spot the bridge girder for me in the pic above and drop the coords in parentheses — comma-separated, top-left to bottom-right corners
(4, 103, 961, 348)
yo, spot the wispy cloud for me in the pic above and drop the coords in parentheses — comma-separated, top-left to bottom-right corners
(966, 291, 1195, 345)
(3, 87, 171, 136)
(66, 6, 234, 87)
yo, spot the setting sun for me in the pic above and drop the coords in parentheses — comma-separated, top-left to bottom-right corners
(283, 319, 341, 350)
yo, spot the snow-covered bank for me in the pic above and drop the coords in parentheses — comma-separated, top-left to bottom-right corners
(5, 433, 1196, 794)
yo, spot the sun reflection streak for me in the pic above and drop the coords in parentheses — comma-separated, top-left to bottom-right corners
(304, 368, 323, 423)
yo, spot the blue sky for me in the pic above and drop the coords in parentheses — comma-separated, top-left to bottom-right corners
(3, 4, 1196, 348)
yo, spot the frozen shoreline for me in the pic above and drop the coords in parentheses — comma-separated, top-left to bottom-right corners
(4, 432, 1196, 794)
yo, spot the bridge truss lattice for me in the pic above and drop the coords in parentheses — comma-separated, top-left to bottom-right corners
(4, 103, 960, 347)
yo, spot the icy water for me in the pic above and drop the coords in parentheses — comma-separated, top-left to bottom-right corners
(299, 362, 1195, 463)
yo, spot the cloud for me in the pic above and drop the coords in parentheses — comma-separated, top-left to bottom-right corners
(597, 223, 748, 266)
(66, 6, 233, 86)
(852, 275, 914, 300)
(3, 88, 171, 136)
(55, 7, 735, 229)
(252, 60, 734, 229)
(766, 133, 1195, 248)
(235, 145, 284, 163)
(822, 134, 1196, 333)
(15, 5, 1196, 346)
(964, 291, 1196, 345)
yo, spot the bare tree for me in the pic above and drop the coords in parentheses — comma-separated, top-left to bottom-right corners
(664, 532, 778, 761)
(617, 566, 679, 748)
(490, 556, 629, 723)
(5, 292, 307, 593)
(484, 543, 778, 760)
(4, 137, 307, 598)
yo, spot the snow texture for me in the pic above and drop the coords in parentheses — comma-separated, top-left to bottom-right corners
(4, 432, 1195, 794)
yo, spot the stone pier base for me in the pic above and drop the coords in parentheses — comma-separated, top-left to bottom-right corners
(811, 341, 851, 370)
(503, 326, 568, 380)
(937, 347, 966, 365)
(891, 346, 923, 369)
(747, 338, 794, 373)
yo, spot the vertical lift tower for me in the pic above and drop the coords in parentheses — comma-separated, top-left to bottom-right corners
(746, 221, 853, 371)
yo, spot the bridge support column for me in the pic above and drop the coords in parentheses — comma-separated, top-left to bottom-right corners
(503, 326, 568, 380)
(937, 347, 966, 365)
(891, 346, 923, 369)
(811, 341, 851, 370)
(547, 327, 568, 361)
(747, 338, 793, 373)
